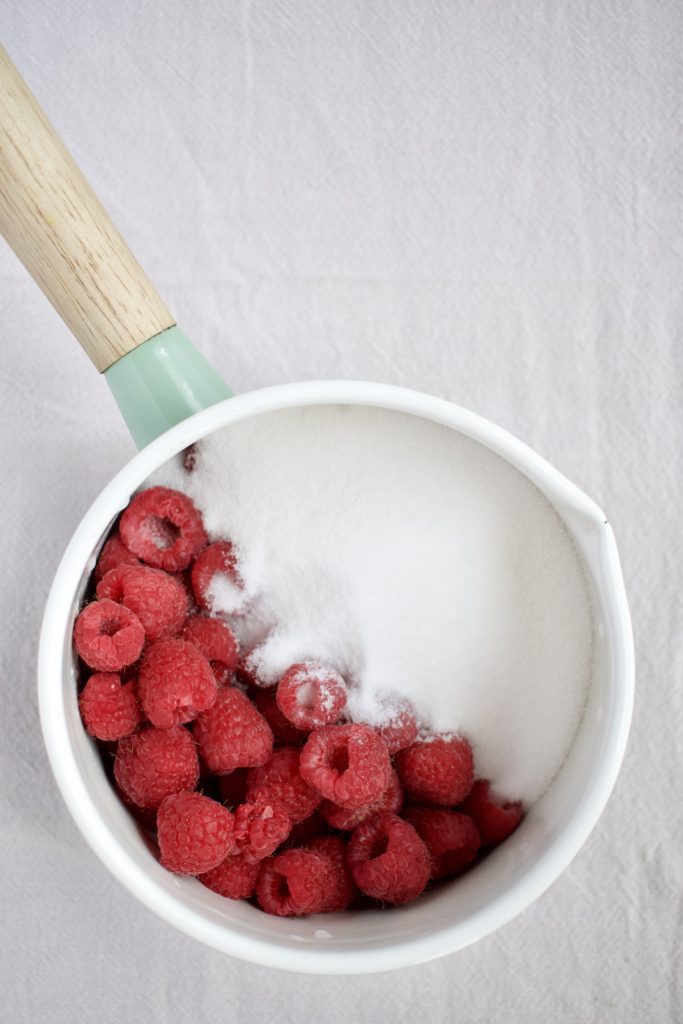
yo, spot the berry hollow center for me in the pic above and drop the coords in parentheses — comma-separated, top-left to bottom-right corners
(328, 745, 350, 773)
(146, 516, 180, 550)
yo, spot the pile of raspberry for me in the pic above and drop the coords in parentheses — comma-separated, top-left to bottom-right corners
(74, 481, 523, 917)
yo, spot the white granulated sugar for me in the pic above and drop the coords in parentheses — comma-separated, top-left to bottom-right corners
(153, 405, 593, 805)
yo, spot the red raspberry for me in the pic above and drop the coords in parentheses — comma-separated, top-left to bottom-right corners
(256, 848, 335, 916)
(233, 795, 291, 862)
(182, 615, 239, 683)
(305, 836, 357, 911)
(191, 541, 245, 613)
(157, 791, 236, 875)
(120, 486, 207, 572)
(459, 780, 523, 846)
(114, 726, 199, 809)
(402, 807, 481, 879)
(299, 724, 391, 810)
(396, 736, 474, 806)
(199, 852, 261, 900)
(137, 638, 217, 729)
(94, 533, 140, 581)
(376, 698, 418, 755)
(347, 812, 431, 905)
(194, 688, 273, 773)
(217, 769, 249, 808)
(96, 565, 188, 641)
(236, 646, 271, 687)
(252, 688, 309, 745)
(319, 769, 403, 831)
(247, 747, 322, 824)
(276, 662, 347, 731)
(73, 598, 145, 672)
(79, 672, 142, 741)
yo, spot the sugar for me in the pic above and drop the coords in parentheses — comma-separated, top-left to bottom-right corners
(153, 405, 593, 805)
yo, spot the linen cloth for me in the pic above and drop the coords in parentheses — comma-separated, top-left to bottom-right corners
(2, 2, 681, 1020)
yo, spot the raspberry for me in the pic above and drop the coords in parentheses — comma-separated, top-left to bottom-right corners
(395, 736, 474, 806)
(79, 672, 142, 741)
(459, 780, 523, 846)
(199, 852, 261, 900)
(402, 807, 481, 879)
(211, 663, 237, 688)
(252, 688, 309, 745)
(276, 662, 347, 731)
(96, 565, 188, 641)
(217, 769, 249, 808)
(120, 486, 207, 572)
(376, 698, 418, 755)
(247, 747, 322, 824)
(182, 615, 239, 683)
(256, 848, 335, 916)
(347, 813, 431, 905)
(157, 791, 236, 875)
(233, 795, 291, 862)
(319, 769, 403, 831)
(94, 533, 140, 581)
(73, 598, 145, 672)
(299, 724, 391, 810)
(305, 836, 357, 911)
(194, 688, 273, 773)
(137, 638, 217, 729)
(114, 726, 199, 809)
(191, 541, 246, 614)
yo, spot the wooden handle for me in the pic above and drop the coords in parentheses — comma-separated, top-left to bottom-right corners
(0, 45, 175, 372)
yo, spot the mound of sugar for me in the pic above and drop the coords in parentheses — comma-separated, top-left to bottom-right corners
(153, 405, 593, 805)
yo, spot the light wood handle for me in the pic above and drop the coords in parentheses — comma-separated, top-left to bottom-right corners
(0, 45, 175, 372)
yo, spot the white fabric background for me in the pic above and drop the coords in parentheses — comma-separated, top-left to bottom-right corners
(2, 1, 681, 1020)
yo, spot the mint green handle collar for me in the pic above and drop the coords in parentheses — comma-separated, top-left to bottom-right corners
(105, 326, 232, 448)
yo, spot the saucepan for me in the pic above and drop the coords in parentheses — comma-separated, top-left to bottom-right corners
(0, 45, 633, 974)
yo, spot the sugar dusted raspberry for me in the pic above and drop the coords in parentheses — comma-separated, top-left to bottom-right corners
(233, 795, 291, 862)
(191, 541, 246, 614)
(236, 646, 261, 681)
(299, 724, 391, 810)
(114, 726, 199, 809)
(276, 662, 347, 730)
(348, 812, 431, 905)
(182, 615, 239, 682)
(459, 780, 523, 846)
(120, 486, 207, 572)
(396, 736, 474, 806)
(79, 672, 142, 741)
(199, 851, 261, 900)
(96, 565, 188, 641)
(217, 769, 249, 808)
(402, 807, 481, 879)
(157, 791, 236, 875)
(194, 688, 273, 774)
(319, 769, 403, 831)
(376, 697, 418, 755)
(256, 848, 335, 916)
(247, 747, 321, 824)
(73, 598, 145, 672)
(94, 533, 140, 581)
(252, 688, 309, 745)
(305, 836, 357, 911)
(138, 638, 217, 729)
